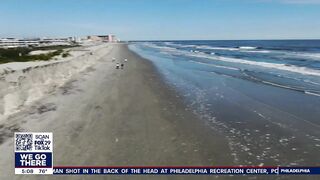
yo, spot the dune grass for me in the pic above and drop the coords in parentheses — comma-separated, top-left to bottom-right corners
(0, 45, 77, 64)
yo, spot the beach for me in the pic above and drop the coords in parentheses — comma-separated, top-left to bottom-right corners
(1, 42, 319, 180)
(0, 43, 235, 180)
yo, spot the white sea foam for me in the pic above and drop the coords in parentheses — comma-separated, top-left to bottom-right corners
(277, 51, 320, 61)
(153, 43, 233, 51)
(189, 60, 239, 71)
(148, 43, 271, 54)
(144, 43, 177, 51)
(304, 91, 320, 97)
(141, 43, 320, 76)
(239, 46, 258, 50)
(148, 43, 320, 63)
(303, 79, 320, 85)
(163, 42, 174, 46)
(188, 53, 320, 77)
(293, 52, 320, 60)
(261, 80, 301, 91)
(196, 46, 239, 51)
(196, 46, 258, 51)
(162, 43, 196, 48)
(243, 50, 272, 53)
(177, 44, 197, 48)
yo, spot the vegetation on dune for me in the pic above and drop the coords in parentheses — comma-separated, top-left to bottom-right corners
(0, 45, 78, 64)
(62, 51, 71, 58)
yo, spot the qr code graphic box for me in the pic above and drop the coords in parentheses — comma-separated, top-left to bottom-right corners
(14, 132, 53, 175)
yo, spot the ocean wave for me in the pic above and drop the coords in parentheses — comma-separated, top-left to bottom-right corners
(162, 42, 197, 48)
(194, 45, 272, 54)
(257, 80, 320, 97)
(149, 43, 273, 54)
(158, 43, 238, 51)
(292, 52, 320, 60)
(242, 50, 272, 53)
(163, 42, 174, 46)
(187, 52, 320, 77)
(303, 79, 320, 86)
(140, 43, 320, 76)
(143, 43, 177, 51)
(195, 46, 239, 51)
(305, 91, 320, 97)
(209, 66, 320, 97)
(178, 44, 197, 48)
(148, 43, 320, 62)
(238, 46, 258, 50)
(195, 45, 259, 51)
(189, 60, 240, 71)
(274, 51, 320, 63)
(240, 71, 320, 97)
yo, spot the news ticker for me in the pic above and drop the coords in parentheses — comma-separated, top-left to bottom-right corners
(14, 132, 320, 175)
(16, 166, 320, 175)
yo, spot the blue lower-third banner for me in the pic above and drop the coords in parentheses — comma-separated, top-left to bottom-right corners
(53, 166, 320, 175)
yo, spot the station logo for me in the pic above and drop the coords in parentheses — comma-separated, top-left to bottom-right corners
(14, 132, 53, 174)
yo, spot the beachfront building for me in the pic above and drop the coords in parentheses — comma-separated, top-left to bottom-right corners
(87, 34, 118, 43)
(40, 37, 72, 46)
(107, 34, 117, 42)
(0, 38, 40, 48)
(0, 37, 80, 49)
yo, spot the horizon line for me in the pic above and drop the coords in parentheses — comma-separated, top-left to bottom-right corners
(129, 38, 320, 41)
(1, 36, 320, 41)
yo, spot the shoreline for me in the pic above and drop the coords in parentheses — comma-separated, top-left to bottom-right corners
(129, 41, 320, 167)
(0, 43, 234, 180)
(124, 44, 234, 165)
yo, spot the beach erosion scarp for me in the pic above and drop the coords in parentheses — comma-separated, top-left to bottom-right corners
(0, 43, 112, 121)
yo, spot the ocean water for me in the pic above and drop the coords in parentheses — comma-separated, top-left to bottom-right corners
(129, 40, 320, 166)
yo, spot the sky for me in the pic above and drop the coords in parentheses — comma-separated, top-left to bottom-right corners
(0, 0, 320, 40)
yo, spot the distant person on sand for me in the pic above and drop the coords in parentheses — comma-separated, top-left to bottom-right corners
(121, 63, 124, 69)
(124, 59, 128, 62)
(116, 63, 120, 69)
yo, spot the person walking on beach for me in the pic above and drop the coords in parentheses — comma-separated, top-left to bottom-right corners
(124, 59, 128, 62)
(121, 63, 124, 69)
(116, 63, 120, 69)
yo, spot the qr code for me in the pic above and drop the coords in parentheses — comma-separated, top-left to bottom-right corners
(15, 133, 33, 151)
